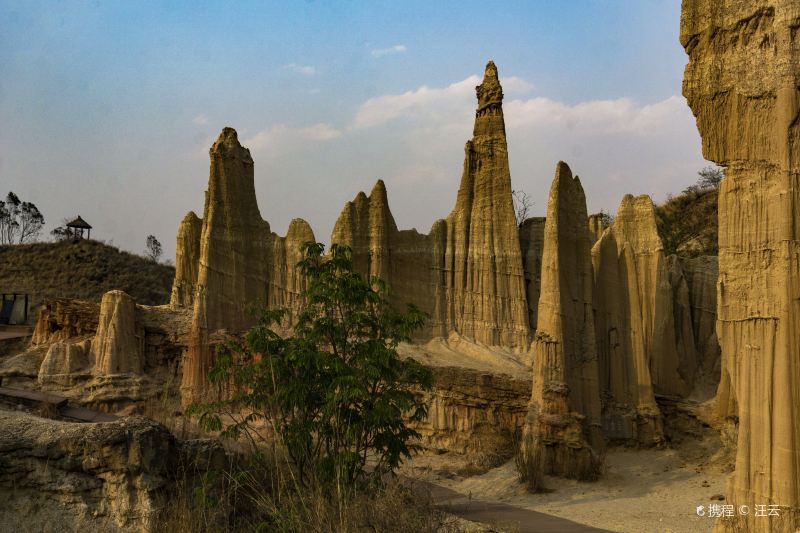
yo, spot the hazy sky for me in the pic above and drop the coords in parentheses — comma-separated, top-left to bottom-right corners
(0, 1, 708, 260)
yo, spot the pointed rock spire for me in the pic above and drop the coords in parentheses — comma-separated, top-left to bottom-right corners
(520, 161, 603, 490)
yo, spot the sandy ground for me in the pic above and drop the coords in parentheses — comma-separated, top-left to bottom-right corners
(404, 431, 730, 533)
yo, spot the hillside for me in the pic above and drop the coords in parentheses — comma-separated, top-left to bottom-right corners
(654, 186, 718, 257)
(0, 239, 175, 308)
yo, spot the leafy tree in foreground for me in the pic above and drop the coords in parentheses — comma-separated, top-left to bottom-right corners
(190, 243, 433, 495)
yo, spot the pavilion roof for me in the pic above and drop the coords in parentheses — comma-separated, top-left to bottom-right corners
(65, 215, 92, 229)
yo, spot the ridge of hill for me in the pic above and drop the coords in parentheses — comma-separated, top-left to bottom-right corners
(0, 239, 175, 311)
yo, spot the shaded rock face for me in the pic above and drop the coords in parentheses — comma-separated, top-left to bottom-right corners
(174, 128, 316, 403)
(521, 162, 603, 486)
(678, 255, 720, 393)
(519, 217, 546, 330)
(331, 62, 530, 348)
(0, 410, 228, 533)
(681, 2, 800, 530)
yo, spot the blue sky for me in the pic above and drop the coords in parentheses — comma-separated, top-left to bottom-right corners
(0, 1, 706, 259)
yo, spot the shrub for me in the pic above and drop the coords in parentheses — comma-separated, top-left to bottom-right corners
(190, 243, 433, 499)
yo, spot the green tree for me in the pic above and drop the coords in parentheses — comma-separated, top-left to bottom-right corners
(190, 243, 433, 495)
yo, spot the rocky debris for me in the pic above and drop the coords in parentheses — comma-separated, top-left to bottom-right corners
(518, 217, 545, 330)
(521, 162, 603, 488)
(170, 211, 202, 308)
(92, 290, 144, 376)
(331, 61, 530, 348)
(681, 1, 800, 530)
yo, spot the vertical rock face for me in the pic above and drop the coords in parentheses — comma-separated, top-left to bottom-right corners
(519, 217, 546, 330)
(170, 211, 202, 308)
(269, 218, 316, 324)
(174, 128, 316, 403)
(679, 255, 720, 394)
(681, 2, 800, 530)
(92, 290, 143, 376)
(444, 61, 529, 347)
(597, 195, 694, 400)
(330, 61, 530, 348)
(179, 128, 273, 402)
(194, 127, 272, 333)
(587, 213, 607, 244)
(521, 162, 603, 487)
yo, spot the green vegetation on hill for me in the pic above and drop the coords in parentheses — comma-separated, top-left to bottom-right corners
(0, 239, 174, 306)
(655, 168, 721, 257)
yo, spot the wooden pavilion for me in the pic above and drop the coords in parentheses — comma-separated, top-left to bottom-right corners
(66, 215, 92, 239)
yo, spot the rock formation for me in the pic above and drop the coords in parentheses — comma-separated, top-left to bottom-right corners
(520, 162, 603, 488)
(591, 195, 696, 445)
(681, 2, 800, 530)
(174, 128, 317, 403)
(679, 255, 720, 393)
(30, 299, 100, 346)
(170, 211, 202, 308)
(92, 290, 144, 376)
(0, 409, 226, 533)
(331, 61, 530, 348)
(519, 217, 546, 330)
(414, 365, 530, 468)
(269, 218, 316, 324)
(38, 339, 92, 387)
(587, 213, 607, 244)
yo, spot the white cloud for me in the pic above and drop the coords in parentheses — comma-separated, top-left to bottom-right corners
(284, 63, 316, 76)
(371, 44, 407, 58)
(353, 74, 534, 129)
(353, 75, 479, 129)
(192, 114, 209, 126)
(345, 74, 706, 233)
(504, 94, 687, 135)
(243, 122, 342, 156)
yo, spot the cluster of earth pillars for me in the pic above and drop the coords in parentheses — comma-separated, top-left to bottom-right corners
(1, 1, 799, 531)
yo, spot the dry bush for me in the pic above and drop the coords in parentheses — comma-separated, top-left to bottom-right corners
(32, 401, 59, 420)
(157, 442, 462, 533)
